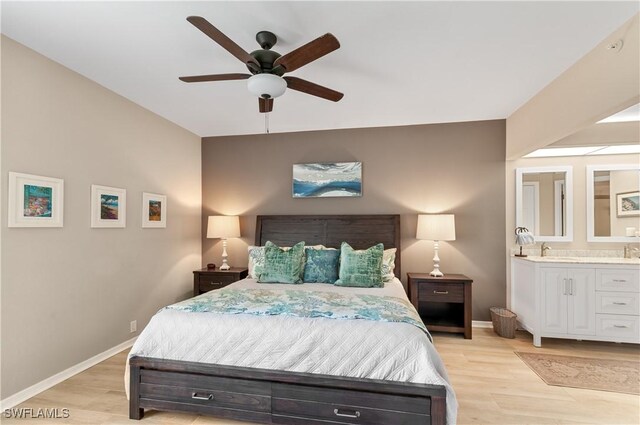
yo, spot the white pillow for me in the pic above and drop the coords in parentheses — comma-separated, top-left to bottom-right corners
(381, 248, 397, 282)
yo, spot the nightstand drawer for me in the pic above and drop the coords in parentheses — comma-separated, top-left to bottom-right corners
(199, 274, 237, 287)
(418, 282, 464, 303)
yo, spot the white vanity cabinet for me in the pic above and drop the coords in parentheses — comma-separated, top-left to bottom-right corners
(512, 257, 639, 347)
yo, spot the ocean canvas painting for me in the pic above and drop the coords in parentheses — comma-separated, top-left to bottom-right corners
(293, 162, 362, 198)
(23, 185, 53, 217)
(100, 195, 119, 220)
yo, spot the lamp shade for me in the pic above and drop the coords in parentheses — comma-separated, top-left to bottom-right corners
(207, 216, 240, 239)
(416, 214, 456, 241)
(247, 74, 287, 99)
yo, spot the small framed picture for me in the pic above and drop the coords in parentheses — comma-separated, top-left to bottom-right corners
(616, 191, 640, 217)
(91, 185, 126, 228)
(142, 192, 167, 228)
(8, 172, 64, 227)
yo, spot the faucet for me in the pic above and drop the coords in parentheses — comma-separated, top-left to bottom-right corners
(541, 242, 551, 257)
(624, 244, 639, 259)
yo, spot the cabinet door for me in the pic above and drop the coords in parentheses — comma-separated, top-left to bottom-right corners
(541, 268, 568, 334)
(567, 268, 596, 335)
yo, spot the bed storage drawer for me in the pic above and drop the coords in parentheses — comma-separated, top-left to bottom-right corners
(272, 383, 430, 425)
(139, 370, 271, 414)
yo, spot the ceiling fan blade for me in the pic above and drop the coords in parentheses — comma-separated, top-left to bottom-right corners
(179, 73, 251, 83)
(274, 33, 340, 72)
(259, 97, 274, 113)
(284, 77, 344, 102)
(187, 16, 260, 70)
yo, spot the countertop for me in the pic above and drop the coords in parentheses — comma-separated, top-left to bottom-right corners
(514, 256, 640, 265)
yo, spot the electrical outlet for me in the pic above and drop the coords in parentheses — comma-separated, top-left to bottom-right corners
(130, 320, 137, 333)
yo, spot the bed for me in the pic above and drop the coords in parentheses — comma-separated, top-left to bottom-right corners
(127, 214, 455, 424)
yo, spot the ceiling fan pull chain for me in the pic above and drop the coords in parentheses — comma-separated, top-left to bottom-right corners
(265, 112, 270, 134)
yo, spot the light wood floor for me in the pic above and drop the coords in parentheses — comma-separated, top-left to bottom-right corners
(5, 328, 639, 424)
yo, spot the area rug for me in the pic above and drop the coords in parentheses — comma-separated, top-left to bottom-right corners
(515, 352, 640, 395)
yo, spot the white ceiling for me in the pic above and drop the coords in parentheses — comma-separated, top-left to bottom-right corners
(2, 1, 638, 137)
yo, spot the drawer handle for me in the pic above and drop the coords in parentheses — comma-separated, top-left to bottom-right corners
(334, 408, 360, 419)
(612, 302, 628, 305)
(191, 392, 214, 401)
(433, 290, 449, 295)
(208, 282, 221, 286)
(613, 325, 629, 329)
(612, 279, 627, 283)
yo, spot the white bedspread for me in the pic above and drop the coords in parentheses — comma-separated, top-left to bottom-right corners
(125, 278, 457, 424)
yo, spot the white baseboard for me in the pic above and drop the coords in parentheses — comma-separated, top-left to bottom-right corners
(0, 337, 136, 410)
(472, 320, 493, 328)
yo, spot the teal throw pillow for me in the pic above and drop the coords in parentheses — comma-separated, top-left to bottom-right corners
(303, 248, 340, 283)
(258, 241, 305, 284)
(335, 242, 384, 287)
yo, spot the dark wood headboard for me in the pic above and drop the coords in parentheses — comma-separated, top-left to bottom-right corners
(255, 215, 401, 278)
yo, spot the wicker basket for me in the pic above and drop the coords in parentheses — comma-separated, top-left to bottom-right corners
(490, 307, 517, 338)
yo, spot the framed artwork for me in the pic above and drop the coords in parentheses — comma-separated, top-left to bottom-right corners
(8, 172, 64, 227)
(616, 191, 640, 217)
(293, 162, 362, 198)
(142, 192, 167, 228)
(91, 185, 126, 228)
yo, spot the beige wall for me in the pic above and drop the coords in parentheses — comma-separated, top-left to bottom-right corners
(202, 120, 506, 321)
(0, 37, 202, 399)
(506, 14, 639, 159)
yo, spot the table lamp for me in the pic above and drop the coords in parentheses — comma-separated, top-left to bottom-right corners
(514, 226, 535, 257)
(207, 216, 240, 270)
(416, 214, 456, 277)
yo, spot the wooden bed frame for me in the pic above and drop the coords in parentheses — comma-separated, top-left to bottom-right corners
(130, 214, 448, 425)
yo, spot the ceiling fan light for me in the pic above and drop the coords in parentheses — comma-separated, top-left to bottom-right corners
(247, 73, 286, 99)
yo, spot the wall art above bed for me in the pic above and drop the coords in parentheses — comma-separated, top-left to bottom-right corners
(292, 162, 362, 198)
(91, 184, 126, 228)
(8, 172, 64, 227)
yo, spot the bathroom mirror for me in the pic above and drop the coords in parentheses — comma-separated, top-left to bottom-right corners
(515, 166, 573, 242)
(587, 164, 640, 242)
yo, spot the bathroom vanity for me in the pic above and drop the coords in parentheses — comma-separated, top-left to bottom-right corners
(511, 256, 640, 347)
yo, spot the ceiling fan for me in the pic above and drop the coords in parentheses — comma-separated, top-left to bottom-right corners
(179, 16, 344, 113)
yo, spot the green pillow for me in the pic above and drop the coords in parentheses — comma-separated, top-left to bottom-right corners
(335, 242, 384, 287)
(303, 248, 340, 283)
(258, 241, 305, 284)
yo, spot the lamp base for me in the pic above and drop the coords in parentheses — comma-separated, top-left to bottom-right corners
(220, 238, 231, 270)
(430, 240, 444, 277)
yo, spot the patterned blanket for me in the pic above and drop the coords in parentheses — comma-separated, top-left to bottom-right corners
(165, 288, 430, 340)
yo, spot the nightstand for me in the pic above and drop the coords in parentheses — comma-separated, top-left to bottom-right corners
(407, 273, 473, 339)
(193, 267, 248, 296)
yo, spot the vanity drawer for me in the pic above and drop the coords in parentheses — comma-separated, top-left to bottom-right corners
(596, 269, 639, 292)
(595, 314, 640, 341)
(418, 282, 464, 303)
(272, 383, 429, 425)
(596, 292, 640, 315)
